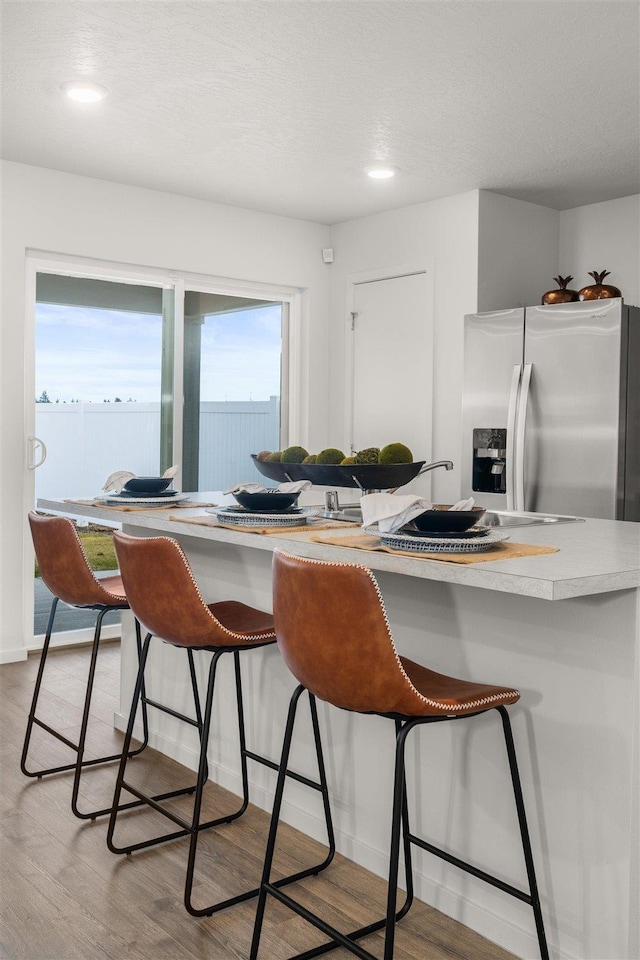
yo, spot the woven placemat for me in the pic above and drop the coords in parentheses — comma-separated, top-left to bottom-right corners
(64, 498, 218, 512)
(309, 532, 558, 564)
(169, 515, 357, 534)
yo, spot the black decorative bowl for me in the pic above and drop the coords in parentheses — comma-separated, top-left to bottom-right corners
(410, 505, 486, 533)
(251, 455, 426, 491)
(123, 476, 173, 494)
(234, 491, 300, 512)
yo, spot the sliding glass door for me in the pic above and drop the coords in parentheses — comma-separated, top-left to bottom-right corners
(34, 274, 173, 501)
(33, 273, 172, 637)
(29, 263, 290, 642)
(182, 290, 286, 491)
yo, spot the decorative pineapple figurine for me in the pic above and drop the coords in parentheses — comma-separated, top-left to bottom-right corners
(578, 270, 622, 301)
(541, 275, 579, 305)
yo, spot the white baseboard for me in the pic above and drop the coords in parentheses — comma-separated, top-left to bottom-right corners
(0, 647, 28, 664)
(29, 624, 121, 652)
(1, 621, 121, 664)
(115, 711, 567, 959)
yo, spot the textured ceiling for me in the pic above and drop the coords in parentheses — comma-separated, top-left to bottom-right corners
(2, 0, 639, 224)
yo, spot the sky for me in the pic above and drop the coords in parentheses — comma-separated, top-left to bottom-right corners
(35, 302, 282, 404)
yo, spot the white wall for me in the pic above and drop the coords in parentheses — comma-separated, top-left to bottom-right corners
(0, 160, 331, 662)
(327, 188, 639, 511)
(559, 194, 640, 306)
(328, 191, 481, 506)
(477, 191, 559, 310)
(478, 192, 640, 310)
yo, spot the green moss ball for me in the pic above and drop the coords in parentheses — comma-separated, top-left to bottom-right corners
(266, 451, 282, 462)
(316, 447, 346, 465)
(379, 442, 413, 464)
(280, 445, 309, 463)
(340, 456, 357, 465)
(354, 447, 380, 464)
(302, 454, 317, 464)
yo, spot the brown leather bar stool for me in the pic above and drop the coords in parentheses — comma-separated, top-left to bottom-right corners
(108, 532, 335, 918)
(22, 512, 149, 820)
(250, 549, 549, 960)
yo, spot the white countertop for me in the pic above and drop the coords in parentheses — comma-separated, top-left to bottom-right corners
(38, 494, 640, 601)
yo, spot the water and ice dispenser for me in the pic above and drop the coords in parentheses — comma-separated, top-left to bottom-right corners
(472, 428, 507, 495)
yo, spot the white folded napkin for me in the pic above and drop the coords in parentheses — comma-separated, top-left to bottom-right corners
(224, 482, 267, 495)
(103, 464, 178, 494)
(450, 497, 474, 511)
(360, 493, 475, 534)
(224, 480, 312, 495)
(102, 470, 135, 493)
(360, 493, 433, 533)
(276, 480, 312, 494)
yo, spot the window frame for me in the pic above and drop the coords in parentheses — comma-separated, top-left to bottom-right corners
(24, 251, 301, 648)
(26, 252, 301, 490)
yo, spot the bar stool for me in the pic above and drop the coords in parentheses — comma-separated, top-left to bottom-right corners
(22, 512, 149, 820)
(250, 549, 549, 960)
(108, 532, 335, 918)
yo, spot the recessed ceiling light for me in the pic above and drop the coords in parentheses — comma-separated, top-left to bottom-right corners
(366, 166, 399, 180)
(60, 81, 108, 103)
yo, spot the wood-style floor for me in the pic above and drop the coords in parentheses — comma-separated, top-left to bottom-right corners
(0, 643, 516, 960)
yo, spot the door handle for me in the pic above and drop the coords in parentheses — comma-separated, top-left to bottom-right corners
(514, 364, 533, 512)
(27, 435, 48, 469)
(505, 364, 522, 511)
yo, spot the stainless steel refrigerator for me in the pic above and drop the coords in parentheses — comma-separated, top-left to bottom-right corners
(461, 298, 640, 521)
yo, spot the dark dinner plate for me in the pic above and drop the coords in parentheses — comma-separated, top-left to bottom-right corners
(123, 476, 173, 494)
(410, 505, 486, 532)
(225, 504, 303, 516)
(234, 491, 300, 512)
(401, 525, 490, 539)
(117, 489, 179, 499)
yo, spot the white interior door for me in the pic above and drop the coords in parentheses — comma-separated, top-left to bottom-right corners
(348, 270, 433, 488)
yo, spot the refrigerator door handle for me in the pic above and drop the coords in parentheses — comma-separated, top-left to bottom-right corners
(506, 364, 522, 511)
(514, 363, 533, 511)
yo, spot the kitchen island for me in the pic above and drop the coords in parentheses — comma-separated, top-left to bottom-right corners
(38, 495, 640, 960)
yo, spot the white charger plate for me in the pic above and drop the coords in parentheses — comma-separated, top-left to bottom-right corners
(207, 507, 317, 527)
(96, 493, 191, 506)
(363, 525, 510, 554)
(223, 504, 304, 516)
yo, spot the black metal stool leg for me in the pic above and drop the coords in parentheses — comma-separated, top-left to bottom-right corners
(307, 693, 336, 875)
(383, 720, 414, 960)
(184, 649, 253, 916)
(498, 706, 549, 960)
(187, 647, 208, 783)
(20, 597, 59, 777)
(71, 608, 108, 818)
(71, 614, 151, 820)
(107, 634, 204, 853)
(233, 650, 251, 812)
(109, 643, 337, 921)
(287, 720, 414, 960)
(394, 718, 415, 925)
(185, 660, 335, 917)
(126, 618, 150, 757)
(22, 597, 147, 805)
(250, 684, 307, 960)
(252, 690, 416, 960)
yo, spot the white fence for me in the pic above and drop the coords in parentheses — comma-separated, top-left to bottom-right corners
(35, 398, 280, 499)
